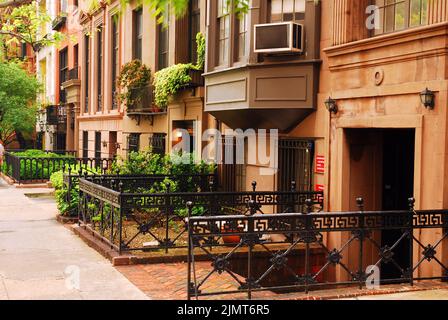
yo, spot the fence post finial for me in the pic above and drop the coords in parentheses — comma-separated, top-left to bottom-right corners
(305, 198, 313, 214)
(408, 197, 415, 211)
(356, 197, 364, 212)
(118, 181, 124, 193)
(186, 201, 193, 218)
(291, 180, 296, 192)
(209, 177, 215, 192)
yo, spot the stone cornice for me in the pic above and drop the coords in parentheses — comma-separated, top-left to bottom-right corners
(324, 22, 448, 71)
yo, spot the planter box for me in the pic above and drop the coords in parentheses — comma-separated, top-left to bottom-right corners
(188, 69, 204, 87)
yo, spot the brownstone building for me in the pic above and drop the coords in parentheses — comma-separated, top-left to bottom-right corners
(204, 0, 448, 279)
(61, 0, 447, 280)
(77, 0, 212, 161)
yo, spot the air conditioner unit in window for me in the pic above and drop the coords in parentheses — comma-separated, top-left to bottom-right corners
(254, 21, 304, 54)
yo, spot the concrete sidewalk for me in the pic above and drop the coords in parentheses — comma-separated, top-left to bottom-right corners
(0, 178, 149, 300)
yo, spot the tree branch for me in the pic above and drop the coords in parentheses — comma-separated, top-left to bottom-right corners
(0, 0, 32, 9)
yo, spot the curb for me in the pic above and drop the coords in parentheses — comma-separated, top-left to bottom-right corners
(69, 224, 132, 266)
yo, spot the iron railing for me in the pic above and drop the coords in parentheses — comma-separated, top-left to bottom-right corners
(148, 133, 166, 155)
(186, 198, 448, 300)
(127, 85, 154, 113)
(46, 105, 59, 125)
(78, 176, 323, 253)
(3, 152, 113, 184)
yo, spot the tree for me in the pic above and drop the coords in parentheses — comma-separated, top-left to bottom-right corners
(0, 61, 39, 146)
(90, 0, 249, 21)
(0, 1, 63, 55)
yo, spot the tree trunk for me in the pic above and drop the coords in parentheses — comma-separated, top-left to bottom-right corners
(14, 130, 27, 149)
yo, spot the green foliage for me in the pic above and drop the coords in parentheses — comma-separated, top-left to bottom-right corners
(116, 60, 152, 109)
(112, 148, 215, 178)
(5, 150, 75, 181)
(196, 32, 205, 70)
(95, 0, 249, 22)
(152, 31, 205, 108)
(50, 164, 101, 216)
(0, 2, 64, 53)
(11, 149, 69, 158)
(0, 61, 39, 146)
(111, 147, 169, 175)
(153, 63, 196, 109)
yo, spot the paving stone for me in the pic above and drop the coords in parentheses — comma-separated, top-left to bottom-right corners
(0, 178, 149, 300)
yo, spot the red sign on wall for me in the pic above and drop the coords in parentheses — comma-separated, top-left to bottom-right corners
(315, 155, 325, 174)
(315, 184, 325, 203)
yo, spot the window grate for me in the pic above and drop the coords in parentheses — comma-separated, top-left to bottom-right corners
(149, 133, 166, 155)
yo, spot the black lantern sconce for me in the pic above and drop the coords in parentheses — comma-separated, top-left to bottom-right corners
(325, 97, 338, 114)
(420, 88, 435, 110)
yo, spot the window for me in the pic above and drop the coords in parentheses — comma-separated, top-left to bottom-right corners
(149, 133, 167, 155)
(82, 131, 89, 158)
(133, 9, 143, 60)
(277, 139, 314, 211)
(373, 0, 428, 35)
(217, 0, 230, 65)
(94, 131, 101, 166)
(270, 0, 305, 22)
(111, 16, 119, 110)
(189, 0, 200, 63)
(20, 42, 27, 60)
(157, 8, 170, 70)
(237, 13, 248, 59)
(218, 135, 245, 192)
(60, 0, 68, 14)
(84, 35, 90, 113)
(127, 133, 140, 155)
(97, 25, 103, 112)
(59, 48, 68, 104)
(73, 44, 78, 69)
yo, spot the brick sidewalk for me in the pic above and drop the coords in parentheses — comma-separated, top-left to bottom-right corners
(116, 262, 448, 300)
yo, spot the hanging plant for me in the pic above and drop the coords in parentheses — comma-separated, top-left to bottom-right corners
(153, 63, 197, 109)
(196, 32, 205, 70)
(152, 32, 206, 109)
(116, 60, 151, 109)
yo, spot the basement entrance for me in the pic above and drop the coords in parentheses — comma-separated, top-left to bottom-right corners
(345, 128, 415, 281)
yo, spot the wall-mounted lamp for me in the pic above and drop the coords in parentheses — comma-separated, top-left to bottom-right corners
(102, 140, 108, 148)
(325, 97, 338, 114)
(115, 142, 121, 150)
(420, 88, 435, 110)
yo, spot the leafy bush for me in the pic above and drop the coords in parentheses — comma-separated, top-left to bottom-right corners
(50, 164, 101, 217)
(117, 60, 152, 109)
(6, 149, 76, 181)
(153, 63, 197, 109)
(196, 32, 206, 70)
(112, 149, 215, 218)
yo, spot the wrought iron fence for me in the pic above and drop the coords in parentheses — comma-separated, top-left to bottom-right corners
(78, 176, 323, 253)
(3, 152, 113, 184)
(127, 85, 153, 112)
(186, 198, 448, 300)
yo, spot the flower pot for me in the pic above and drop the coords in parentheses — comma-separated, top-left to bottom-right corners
(221, 226, 242, 244)
(151, 105, 162, 113)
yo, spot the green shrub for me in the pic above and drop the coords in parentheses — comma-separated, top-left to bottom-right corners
(50, 164, 101, 217)
(153, 63, 197, 109)
(7, 149, 76, 181)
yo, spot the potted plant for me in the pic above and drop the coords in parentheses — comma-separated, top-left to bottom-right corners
(117, 60, 152, 111)
(221, 223, 244, 244)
